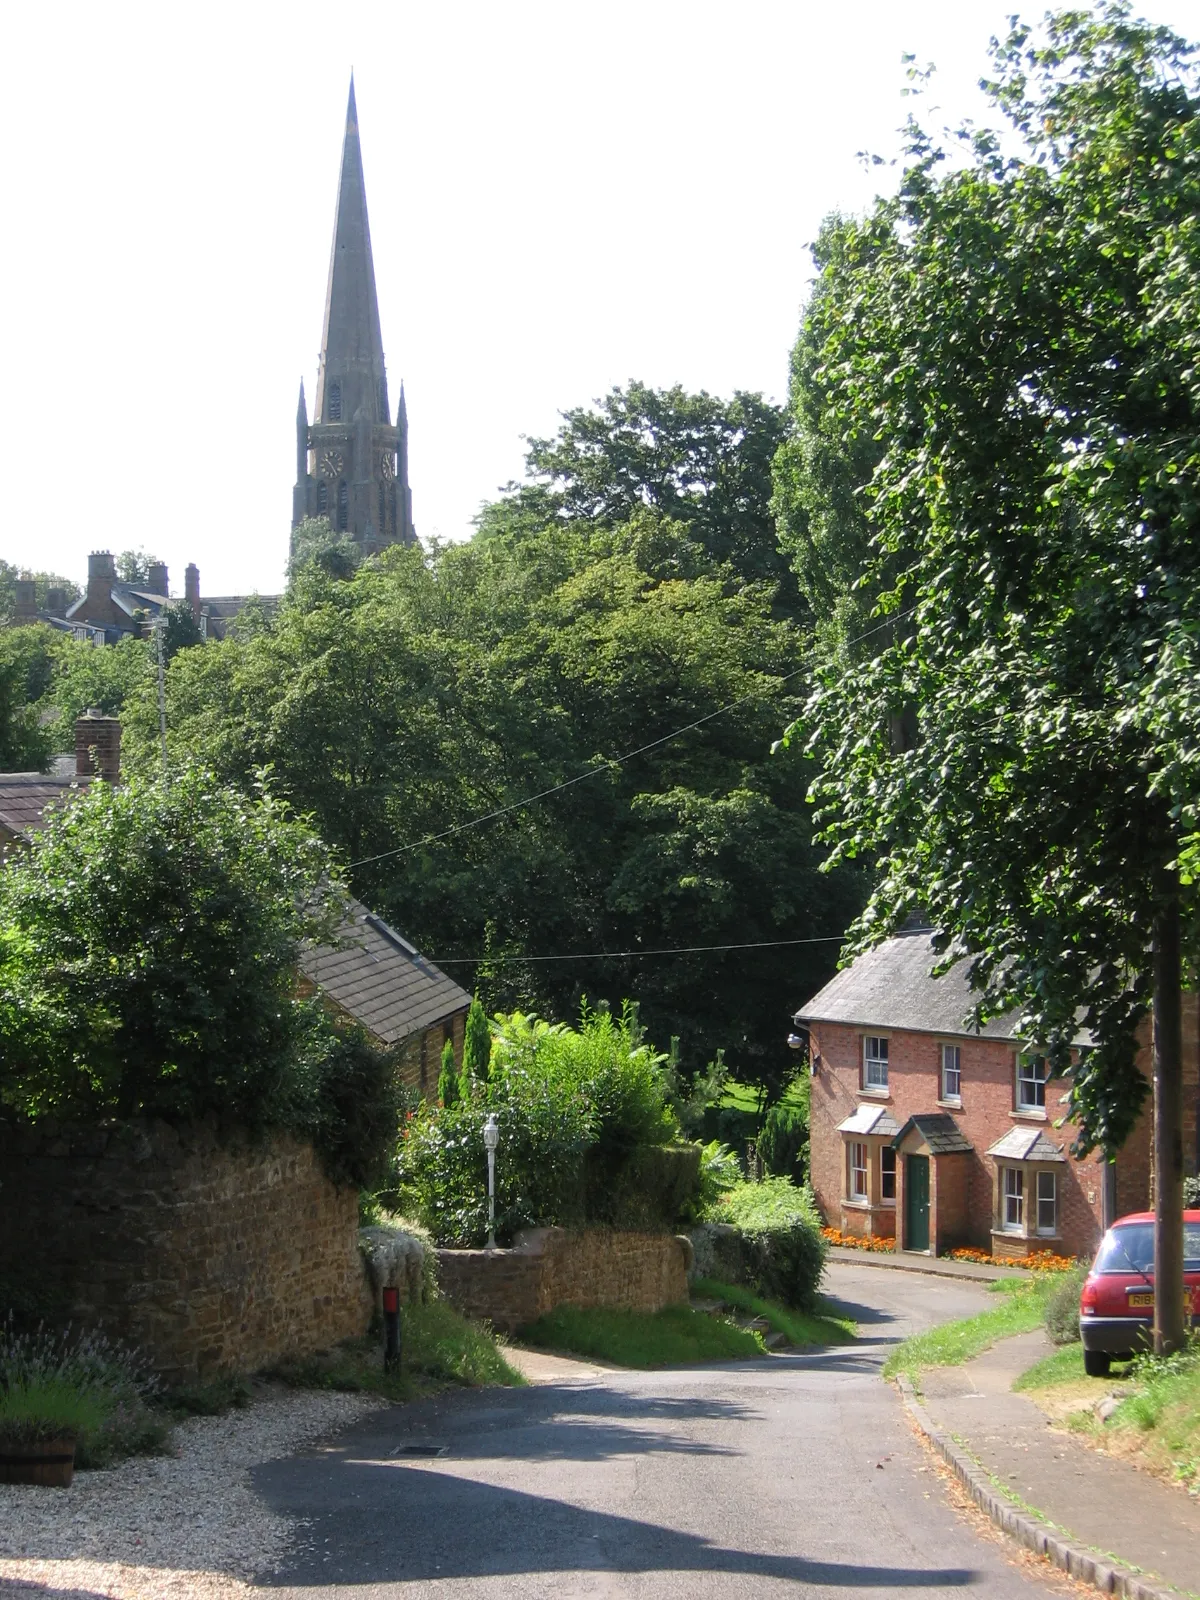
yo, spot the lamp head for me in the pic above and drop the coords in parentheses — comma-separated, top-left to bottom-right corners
(482, 1112, 500, 1151)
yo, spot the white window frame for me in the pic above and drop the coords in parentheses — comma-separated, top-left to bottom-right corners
(1002, 1166, 1024, 1231)
(1016, 1053, 1047, 1113)
(862, 1035, 889, 1092)
(1036, 1170, 1057, 1236)
(880, 1145, 896, 1204)
(940, 1043, 962, 1102)
(849, 1141, 868, 1201)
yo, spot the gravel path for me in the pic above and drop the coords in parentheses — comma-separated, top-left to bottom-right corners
(0, 1388, 387, 1600)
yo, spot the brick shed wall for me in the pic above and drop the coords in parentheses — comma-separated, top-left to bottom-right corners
(806, 1000, 1194, 1260)
(0, 1119, 371, 1381)
(436, 1227, 690, 1333)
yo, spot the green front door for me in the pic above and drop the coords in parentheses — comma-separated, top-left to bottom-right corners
(906, 1155, 930, 1252)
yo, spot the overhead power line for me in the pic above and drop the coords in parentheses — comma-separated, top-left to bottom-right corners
(347, 605, 916, 870)
(428, 934, 847, 965)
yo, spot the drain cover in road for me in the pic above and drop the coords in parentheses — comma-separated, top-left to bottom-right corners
(390, 1441, 449, 1457)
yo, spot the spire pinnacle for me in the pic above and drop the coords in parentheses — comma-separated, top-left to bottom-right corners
(315, 75, 386, 426)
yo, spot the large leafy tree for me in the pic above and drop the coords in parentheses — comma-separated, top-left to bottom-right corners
(784, 4, 1200, 1350)
(134, 498, 861, 1093)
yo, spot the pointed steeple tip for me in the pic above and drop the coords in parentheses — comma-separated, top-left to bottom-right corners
(297, 378, 307, 420)
(346, 73, 357, 131)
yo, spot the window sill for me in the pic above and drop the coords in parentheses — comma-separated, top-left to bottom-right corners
(937, 1097, 963, 1110)
(843, 1197, 871, 1210)
(1010, 1108, 1047, 1122)
(990, 1227, 1062, 1243)
(858, 1087, 891, 1101)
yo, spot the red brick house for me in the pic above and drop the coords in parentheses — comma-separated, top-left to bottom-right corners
(796, 931, 1198, 1261)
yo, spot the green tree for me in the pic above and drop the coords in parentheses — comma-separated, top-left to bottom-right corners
(0, 564, 80, 624)
(115, 550, 164, 587)
(786, 4, 1200, 1351)
(437, 1038, 459, 1108)
(461, 996, 491, 1099)
(138, 516, 862, 1094)
(161, 600, 204, 661)
(0, 765, 347, 1128)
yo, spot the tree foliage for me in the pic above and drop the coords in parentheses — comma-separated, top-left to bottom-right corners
(783, 3, 1200, 1156)
(0, 766, 346, 1129)
(114, 388, 863, 1092)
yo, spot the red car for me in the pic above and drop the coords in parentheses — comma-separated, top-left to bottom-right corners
(1079, 1210, 1200, 1376)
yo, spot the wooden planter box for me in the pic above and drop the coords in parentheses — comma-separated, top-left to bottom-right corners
(0, 1437, 76, 1487)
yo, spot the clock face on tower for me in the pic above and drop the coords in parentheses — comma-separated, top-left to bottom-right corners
(381, 454, 395, 482)
(319, 450, 345, 479)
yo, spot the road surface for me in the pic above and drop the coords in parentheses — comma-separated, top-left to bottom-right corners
(254, 1261, 1064, 1598)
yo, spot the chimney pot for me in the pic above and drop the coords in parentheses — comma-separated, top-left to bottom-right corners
(46, 586, 65, 615)
(75, 710, 122, 784)
(14, 577, 36, 622)
(146, 562, 169, 596)
(87, 551, 116, 582)
(185, 563, 201, 622)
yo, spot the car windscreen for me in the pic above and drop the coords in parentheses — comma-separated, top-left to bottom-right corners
(1094, 1222, 1200, 1273)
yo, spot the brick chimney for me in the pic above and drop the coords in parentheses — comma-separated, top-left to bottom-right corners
(75, 709, 122, 783)
(85, 551, 117, 621)
(146, 561, 169, 597)
(185, 563, 200, 622)
(45, 587, 65, 616)
(14, 577, 36, 623)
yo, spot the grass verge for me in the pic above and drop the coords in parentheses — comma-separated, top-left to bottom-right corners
(883, 1277, 1053, 1385)
(1012, 1343, 1089, 1390)
(1097, 1345, 1200, 1491)
(518, 1302, 766, 1366)
(692, 1277, 856, 1347)
(270, 1298, 525, 1399)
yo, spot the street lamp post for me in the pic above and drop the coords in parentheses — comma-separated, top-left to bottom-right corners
(483, 1113, 499, 1252)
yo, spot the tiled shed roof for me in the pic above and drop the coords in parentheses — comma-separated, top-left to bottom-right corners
(987, 1126, 1068, 1163)
(300, 899, 471, 1046)
(0, 773, 86, 841)
(893, 1113, 973, 1154)
(838, 1104, 902, 1138)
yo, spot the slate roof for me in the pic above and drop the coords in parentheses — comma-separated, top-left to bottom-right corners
(797, 932, 1026, 1041)
(0, 773, 86, 841)
(838, 1104, 902, 1138)
(987, 1126, 1068, 1163)
(300, 899, 471, 1046)
(893, 1113, 973, 1154)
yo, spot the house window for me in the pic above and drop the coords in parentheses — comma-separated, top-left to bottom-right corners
(337, 480, 349, 532)
(1016, 1054, 1047, 1112)
(849, 1142, 868, 1200)
(1036, 1171, 1057, 1235)
(1003, 1167, 1024, 1230)
(863, 1035, 889, 1091)
(328, 381, 342, 421)
(941, 1043, 961, 1101)
(881, 1146, 896, 1203)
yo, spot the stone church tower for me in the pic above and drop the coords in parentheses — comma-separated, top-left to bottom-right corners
(292, 79, 414, 554)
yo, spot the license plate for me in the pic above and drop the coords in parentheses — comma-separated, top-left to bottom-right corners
(1127, 1292, 1154, 1307)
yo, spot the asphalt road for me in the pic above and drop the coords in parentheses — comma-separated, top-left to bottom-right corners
(254, 1262, 1063, 1598)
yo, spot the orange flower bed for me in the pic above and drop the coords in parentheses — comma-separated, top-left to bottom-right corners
(945, 1246, 1079, 1273)
(821, 1227, 896, 1254)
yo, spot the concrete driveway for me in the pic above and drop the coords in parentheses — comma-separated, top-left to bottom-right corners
(254, 1261, 1061, 1597)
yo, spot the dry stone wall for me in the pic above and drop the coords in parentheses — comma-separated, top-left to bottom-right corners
(436, 1226, 690, 1332)
(0, 1119, 372, 1382)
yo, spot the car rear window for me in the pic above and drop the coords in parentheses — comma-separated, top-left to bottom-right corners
(1094, 1221, 1200, 1273)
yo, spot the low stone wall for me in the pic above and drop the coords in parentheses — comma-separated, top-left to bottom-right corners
(436, 1227, 691, 1333)
(0, 1119, 372, 1382)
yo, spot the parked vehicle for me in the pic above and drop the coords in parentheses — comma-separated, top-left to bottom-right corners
(1078, 1210, 1200, 1377)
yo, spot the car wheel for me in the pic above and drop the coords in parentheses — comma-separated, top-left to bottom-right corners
(1084, 1349, 1111, 1378)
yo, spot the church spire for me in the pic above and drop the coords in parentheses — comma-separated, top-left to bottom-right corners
(315, 76, 387, 427)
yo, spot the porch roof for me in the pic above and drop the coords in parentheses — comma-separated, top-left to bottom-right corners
(893, 1112, 973, 1154)
(986, 1126, 1068, 1163)
(837, 1104, 902, 1138)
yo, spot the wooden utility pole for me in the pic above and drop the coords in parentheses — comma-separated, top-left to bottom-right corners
(1153, 885, 1186, 1356)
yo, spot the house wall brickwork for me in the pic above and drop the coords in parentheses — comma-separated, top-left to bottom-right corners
(436, 1227, 691, 1333)
(806, 1004, 1192, 1260)
(0, 1119, 372, 1381)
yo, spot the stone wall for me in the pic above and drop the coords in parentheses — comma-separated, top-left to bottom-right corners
(0, 1119, 372, 1382)
(436, 1227, 690, 1333)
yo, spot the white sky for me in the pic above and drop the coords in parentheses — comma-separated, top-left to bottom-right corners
(2, 1, 1197, 596)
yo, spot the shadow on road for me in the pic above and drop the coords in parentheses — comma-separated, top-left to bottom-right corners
(255, 1466, 980, 1590)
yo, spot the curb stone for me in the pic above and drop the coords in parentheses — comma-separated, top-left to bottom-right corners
(896, 1373, 1181, 1600)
